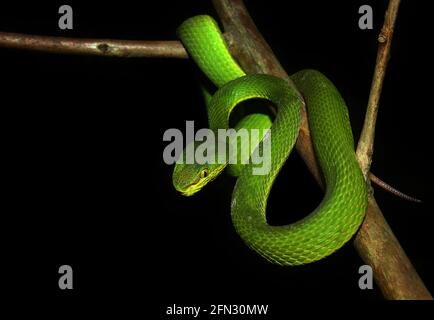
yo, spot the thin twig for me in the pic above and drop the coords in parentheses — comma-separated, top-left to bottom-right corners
(0, 31, 188, 58)
(356, 0, 401, 178)
(370, 172, 422, 203)
(212, 0, 432, 299)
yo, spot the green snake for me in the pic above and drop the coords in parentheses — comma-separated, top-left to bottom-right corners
(172, 15, 368, 266)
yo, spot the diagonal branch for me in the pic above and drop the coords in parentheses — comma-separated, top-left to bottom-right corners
(212, 0, 322, 184)
(354, 0, 430, 299)
(356, 0, 401, 178)
(212, 0, 432, 300)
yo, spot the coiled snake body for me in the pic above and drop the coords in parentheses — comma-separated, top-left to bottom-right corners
(173, 15, 367, 266)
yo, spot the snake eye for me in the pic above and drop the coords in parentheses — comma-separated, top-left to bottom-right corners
(200, 169, 209, 179)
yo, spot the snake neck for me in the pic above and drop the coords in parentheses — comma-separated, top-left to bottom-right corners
(177, 15, 246, 88)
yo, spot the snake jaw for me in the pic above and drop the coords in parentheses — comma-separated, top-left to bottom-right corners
(177, 181, 202, 197)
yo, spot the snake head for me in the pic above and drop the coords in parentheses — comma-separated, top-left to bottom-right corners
(173, 161, 226, 196)
(172, 140, 227, 196)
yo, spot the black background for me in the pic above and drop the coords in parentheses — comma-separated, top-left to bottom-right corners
(1, 0, 433, 315)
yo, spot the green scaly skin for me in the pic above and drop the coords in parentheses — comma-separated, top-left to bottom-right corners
(173, 15, 368, 266)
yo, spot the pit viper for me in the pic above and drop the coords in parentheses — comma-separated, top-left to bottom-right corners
(172, 15, 367, 266)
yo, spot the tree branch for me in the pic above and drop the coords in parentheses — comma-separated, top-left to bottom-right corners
(0, 31, 188, 58)
(212, 0, 432, 299)
(354, 0, 430, 299)
(356, 0, 401, 178)
(212, 0, 322, 184)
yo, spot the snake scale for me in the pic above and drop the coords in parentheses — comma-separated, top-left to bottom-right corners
(172, 15, 367, 266)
